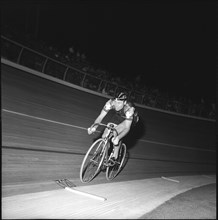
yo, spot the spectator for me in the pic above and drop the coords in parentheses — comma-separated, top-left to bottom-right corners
(69, 46, 74, 54)
(2, 25, 214, 119)
(76, 51, 80, 61)
(101, 86, 108, 95)
(208, 102, 215, 119)
(81, 53, 86, 60)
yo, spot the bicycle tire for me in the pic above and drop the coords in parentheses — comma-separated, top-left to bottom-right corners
(80, 138, 106, 183)
(106, 143, 127, 181)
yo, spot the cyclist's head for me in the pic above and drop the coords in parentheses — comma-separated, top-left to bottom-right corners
(115, 92, 128, 103)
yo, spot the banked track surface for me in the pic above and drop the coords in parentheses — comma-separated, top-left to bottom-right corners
(2, 175, 216, 219)
(2, 62, 216, 197)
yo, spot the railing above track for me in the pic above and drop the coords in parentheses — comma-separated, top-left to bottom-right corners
(1, 35, 215, 120)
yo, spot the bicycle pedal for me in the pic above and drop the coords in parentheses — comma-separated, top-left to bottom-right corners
(101, 165, 106, 172)
(108, 159, 117, 166)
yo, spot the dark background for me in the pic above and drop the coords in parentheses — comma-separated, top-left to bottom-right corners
(1, 0, 216, 102)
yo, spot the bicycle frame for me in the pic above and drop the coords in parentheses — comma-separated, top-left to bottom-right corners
(80, 122, 126, 183)
(91, 122, 119, 167)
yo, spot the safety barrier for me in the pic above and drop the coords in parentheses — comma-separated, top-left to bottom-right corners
(1, 35, 215, 120)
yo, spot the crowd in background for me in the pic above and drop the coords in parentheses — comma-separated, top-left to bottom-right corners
(2, 25, 216, 119)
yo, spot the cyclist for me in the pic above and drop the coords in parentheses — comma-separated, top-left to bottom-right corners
(88, 92, 139, 163)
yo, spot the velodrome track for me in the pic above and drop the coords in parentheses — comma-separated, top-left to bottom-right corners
(2, 62, 216, 196)
(2, 61, 216, 218)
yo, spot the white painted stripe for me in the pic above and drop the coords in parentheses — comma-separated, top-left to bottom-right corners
(65, 187, 107, 201)
(2, 109, 215, 152)
(139, 139, 215, 152)
(2, 109, 87, 131)
(202, 175, 214, 178)
(161, 176, 180, 183)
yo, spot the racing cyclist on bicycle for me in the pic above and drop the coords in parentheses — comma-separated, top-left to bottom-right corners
(88, 92, 139, 163)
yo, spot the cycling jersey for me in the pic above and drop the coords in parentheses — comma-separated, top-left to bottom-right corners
(103, 98, 139, 125)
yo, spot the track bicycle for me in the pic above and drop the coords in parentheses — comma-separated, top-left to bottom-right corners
(80, 122, 127, 183)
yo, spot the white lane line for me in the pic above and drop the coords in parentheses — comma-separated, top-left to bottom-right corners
(202, 175, 214, 178)
(2, 109, 88, 131)
(2, 109, 215, 152)
(139, 139, 215, 152)
(161, 176, 180, 183)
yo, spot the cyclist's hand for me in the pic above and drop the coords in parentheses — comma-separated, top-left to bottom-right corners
(87, 126, 96, 135)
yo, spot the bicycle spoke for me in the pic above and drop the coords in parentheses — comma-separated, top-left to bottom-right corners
(82, 162, 97, 181)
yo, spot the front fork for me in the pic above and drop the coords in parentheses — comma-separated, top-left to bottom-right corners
(101, 139, 114, 167)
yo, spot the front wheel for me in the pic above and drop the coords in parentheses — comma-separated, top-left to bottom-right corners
(80, 138, 106, 183)
(106, 143, 127, 181)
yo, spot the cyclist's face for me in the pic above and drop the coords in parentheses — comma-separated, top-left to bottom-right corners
(115, 100, 125, 110)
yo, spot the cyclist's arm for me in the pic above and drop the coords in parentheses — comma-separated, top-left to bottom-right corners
(93, 109, 107, 126)
(93, 99, 112, 127)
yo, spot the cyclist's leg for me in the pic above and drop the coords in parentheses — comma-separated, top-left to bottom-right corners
(111, 142, 121, 160)
(111, 123, 126, 159)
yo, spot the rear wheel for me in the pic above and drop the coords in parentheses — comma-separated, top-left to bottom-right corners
(106, 143, 126, 181)
(80, 138, 106, 183)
